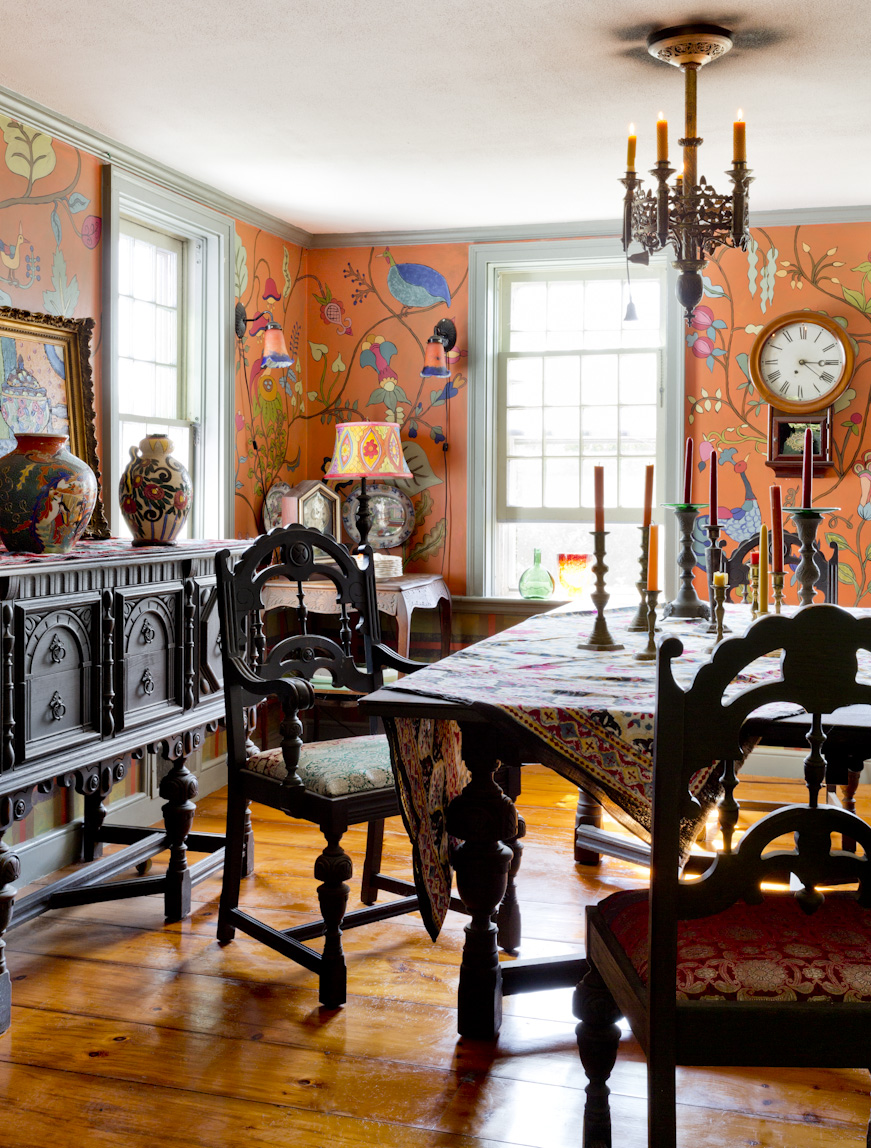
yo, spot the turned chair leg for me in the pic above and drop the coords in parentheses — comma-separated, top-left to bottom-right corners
(574, 962, 622, 1148)
(315, 832, 353, 1008)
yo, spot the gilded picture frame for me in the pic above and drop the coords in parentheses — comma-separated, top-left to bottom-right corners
(0, 306, 109, 538)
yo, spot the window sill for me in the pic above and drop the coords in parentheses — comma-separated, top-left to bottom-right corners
(453, 595, 568, 616)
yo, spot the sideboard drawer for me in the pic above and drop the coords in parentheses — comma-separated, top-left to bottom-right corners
(14, 595, 102, 760)
(116, 584, 184, 731)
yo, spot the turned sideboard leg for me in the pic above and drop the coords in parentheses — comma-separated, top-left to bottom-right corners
(154, 729, 203, 922)
(0, 823, 21, 1035)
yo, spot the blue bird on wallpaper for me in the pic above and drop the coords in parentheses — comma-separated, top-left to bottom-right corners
(692, 452, 762, 566)
(380, 248, 451, 309)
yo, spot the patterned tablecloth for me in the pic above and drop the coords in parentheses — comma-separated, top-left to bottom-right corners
(380, 602, 801, 940)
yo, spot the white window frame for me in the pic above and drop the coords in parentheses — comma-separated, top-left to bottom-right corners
(467, 237, 685, 598)
(102, 166, 236, 539)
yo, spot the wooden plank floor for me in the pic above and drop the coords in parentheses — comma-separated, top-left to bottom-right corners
(1, 766, 870, 1147)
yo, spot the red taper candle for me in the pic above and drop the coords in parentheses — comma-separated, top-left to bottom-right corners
(642, 464, 654, 529)
(770, 485, 783, 573)
(709, 449, 718, 527)
(683, 438, 693, 504)
(594, 466, 604, 533)
(801, 427, 813, 508)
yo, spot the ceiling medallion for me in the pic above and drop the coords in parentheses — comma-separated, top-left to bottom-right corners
(621, 23, 753, 322)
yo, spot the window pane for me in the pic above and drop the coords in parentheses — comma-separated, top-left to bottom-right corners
(118, 295, 133, 359)
(507, 459, 542, 507)
(624, 280, 661, 332)
(620, 406, 657, 454)
(583, 280, 622, 332)
(547, 281, 583, 330)
(133, 299, 156, 361)
(509, 331, 546, 353)
(155, 248, 177, 307)
(510, 281, 546, 332)
(506, 408, 542, 456)
(544, 458, 579, 507)
(581, 355, 618, 403)
(581, 406, 618, 455)
(544, 356, 580, 405)
(620, 457, 656, 508)
(619, 353, 658, 404)
(132, 239, 155, 301)
(118, 234, 133, 296)
(544, 407, 580, 456)
(155, 307, 177, 366)
(154, 366, 178, 419)
(132, 360, 156, 416)
(507, 357, 542, 406)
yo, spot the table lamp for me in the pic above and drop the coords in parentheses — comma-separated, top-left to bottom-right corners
(325, 421, 412, 549)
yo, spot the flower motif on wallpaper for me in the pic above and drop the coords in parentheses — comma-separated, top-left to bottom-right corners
(361, 336, 409, 413)
(854, 451, 871, 520)
(313, 283, 353, 334)
(686, 305, 727, 372)
(776, 243, 845, 293)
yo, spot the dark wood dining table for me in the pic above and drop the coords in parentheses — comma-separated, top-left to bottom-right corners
(361, 600, 846, 1038)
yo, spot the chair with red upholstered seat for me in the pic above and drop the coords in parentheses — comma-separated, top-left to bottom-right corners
(574, 605, 871, 1148)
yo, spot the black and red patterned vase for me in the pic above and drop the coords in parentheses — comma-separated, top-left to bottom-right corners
(119, 433, 192, 546)
(0, 432, 97, 554)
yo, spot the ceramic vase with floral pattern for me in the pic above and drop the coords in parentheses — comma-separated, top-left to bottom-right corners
(0, 432, 97, 554)
(119, 434, 192, 546)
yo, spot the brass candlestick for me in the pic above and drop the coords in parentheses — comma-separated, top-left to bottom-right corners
(707, 582, 727, 652)
(772, 570, 785, 614)
(661, 504, 711, 620)
(579, 530, 624, 652)
(627, 524, 650, 632)
(704, 522, 730, 634)
(635, 590, 660, 662)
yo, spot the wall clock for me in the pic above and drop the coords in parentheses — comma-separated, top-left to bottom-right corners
(749, 310, 855, 415)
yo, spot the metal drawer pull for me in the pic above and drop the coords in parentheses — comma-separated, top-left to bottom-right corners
(141, 668, 156, 695)
(49, 691, 66, 721)
(141, 619, 156, 644)
(49, 634, 67, 663)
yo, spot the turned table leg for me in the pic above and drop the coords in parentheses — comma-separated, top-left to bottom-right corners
(575, 788, 603, 865)
(448, 724, 517, 1039)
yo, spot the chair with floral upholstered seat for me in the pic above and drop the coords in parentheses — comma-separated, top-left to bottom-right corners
(214, 524, 435, 1008)
(574, 605, 871, 1147)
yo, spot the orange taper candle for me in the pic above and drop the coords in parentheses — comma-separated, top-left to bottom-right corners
(656, 113, 668, 162)
(733, 110, 746, 163)
(647, 525, 660, 591)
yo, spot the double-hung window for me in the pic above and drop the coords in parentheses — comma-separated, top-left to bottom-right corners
(469, 239, 681, 600)
(103, 168, 235, 540)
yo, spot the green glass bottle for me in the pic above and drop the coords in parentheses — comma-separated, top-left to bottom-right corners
(518, 548, 555, 600)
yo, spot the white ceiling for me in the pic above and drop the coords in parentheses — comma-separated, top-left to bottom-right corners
(4, 1, 870, 237)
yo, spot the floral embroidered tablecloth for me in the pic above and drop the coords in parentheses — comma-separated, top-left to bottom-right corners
(380, 603, 799, 940)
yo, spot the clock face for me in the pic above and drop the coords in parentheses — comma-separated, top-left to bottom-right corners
(752, 314, 853, 413)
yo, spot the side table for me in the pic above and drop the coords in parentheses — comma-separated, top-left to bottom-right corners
(263, 572, 452, 660)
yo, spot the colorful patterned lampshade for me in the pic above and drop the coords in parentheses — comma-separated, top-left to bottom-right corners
(259, 319, 293, 371)
(325, 422, 412, 482)
(326, 422, 412, 550)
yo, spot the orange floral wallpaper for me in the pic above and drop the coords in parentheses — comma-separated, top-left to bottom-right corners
(303, 243, 469, 593)
(684, 222, 871, 602)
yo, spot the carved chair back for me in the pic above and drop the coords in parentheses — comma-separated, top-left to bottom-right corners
(648, 604, 871, 1051)
(723, 532, 838, 603)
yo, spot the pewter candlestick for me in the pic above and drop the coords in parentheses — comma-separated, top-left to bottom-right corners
(634, 590, 660, 662)
(704, 522, 730, 635)
(579, 530, 624, 652)
(661, 504, 711, 621)
(627, 524, 650, 632)
(707, 582, 726, 653)
(793, 509, 824, 607)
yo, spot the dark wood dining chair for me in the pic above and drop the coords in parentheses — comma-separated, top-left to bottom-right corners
(722, 531, 838, 604)
(574, 605, 871, 1147)
(214, 524, 431, 1008)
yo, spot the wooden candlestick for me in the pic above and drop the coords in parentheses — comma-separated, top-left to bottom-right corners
(579, 530, 624, 652)
(634, 590, 660, 662)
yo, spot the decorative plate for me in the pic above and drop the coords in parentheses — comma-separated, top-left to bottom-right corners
(342, 482, 416, 550)
(262, 480, 294, 532)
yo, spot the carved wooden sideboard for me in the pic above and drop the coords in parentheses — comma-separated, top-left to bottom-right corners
(0, 537, 247, 1035)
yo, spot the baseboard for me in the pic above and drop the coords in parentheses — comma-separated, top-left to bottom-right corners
(16, 753, 228, 887)
(744, 744, 871, 780)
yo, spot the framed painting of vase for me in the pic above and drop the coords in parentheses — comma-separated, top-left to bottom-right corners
(0, 306, 109, 537)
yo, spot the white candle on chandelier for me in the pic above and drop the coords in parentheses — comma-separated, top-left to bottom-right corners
(627, 124, 637, 171)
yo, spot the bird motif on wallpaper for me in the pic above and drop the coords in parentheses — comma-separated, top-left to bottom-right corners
(380, 248, 451, 310)
(0, 223, 28, 285)
(692, 453, 761, 566)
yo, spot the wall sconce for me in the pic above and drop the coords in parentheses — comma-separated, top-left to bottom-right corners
(420, 317, 457, 379)
(234, 302, 292, 370)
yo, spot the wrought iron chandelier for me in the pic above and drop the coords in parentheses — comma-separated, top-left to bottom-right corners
(621, 23, 752, 322)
